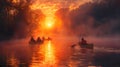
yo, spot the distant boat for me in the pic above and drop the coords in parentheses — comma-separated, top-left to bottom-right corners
(79, 37, 94, 49)
(29, 37, 36, 45)
(36, 37, 44, 44)
(29, 36, 52, 45)
(29, 37, 44, 45)
(79, 43, 94, 49)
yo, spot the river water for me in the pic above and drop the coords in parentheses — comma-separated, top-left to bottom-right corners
(0, 38, 120, 67)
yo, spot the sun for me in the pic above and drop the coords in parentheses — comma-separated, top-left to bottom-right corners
(44, 16, 55, 29)
(45, 21, 53, 29)
(45, 21, 53, 28)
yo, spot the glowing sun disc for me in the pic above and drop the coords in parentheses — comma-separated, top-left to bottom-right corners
(45, 22, 53, 28)
(44, 17, 55, 29)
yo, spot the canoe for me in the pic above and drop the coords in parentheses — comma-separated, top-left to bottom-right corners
(79, 43, 94, 49)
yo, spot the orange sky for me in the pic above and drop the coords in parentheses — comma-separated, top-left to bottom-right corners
(28, 0, 92, 37)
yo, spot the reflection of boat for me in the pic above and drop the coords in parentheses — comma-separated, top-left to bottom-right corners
(79, 37, 94, 49)
(29, 36, 52, 45)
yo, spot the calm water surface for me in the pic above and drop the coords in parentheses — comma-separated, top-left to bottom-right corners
(0, 38, 120, 67)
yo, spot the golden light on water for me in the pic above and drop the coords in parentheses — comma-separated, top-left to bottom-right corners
(29, 41, 56, 67)
(7, 54, 19, 67)
(44, 41, 56, 66)
(29, 3, 58, 65)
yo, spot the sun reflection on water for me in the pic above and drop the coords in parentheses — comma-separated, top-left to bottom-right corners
(29, 40, 56, 67)
(43, 41, 56, 66)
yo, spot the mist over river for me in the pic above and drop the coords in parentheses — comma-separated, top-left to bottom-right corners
(0, 37, 120, 67)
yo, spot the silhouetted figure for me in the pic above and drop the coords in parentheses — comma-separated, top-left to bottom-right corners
(81, 37, 87, 45)
(29, 36, 36, 45)
(36, 37, 42, 44)
(79, 37, 94, 49)
(41, 37, 45, 43)
(42, 37, 45, 41)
